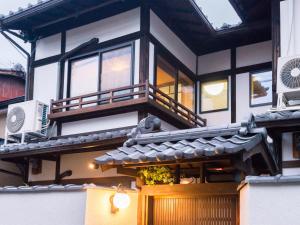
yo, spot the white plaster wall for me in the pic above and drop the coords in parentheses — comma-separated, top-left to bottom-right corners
(35, 33, 61, 60)
(66, 8, 140, 51)
(236, 41, 272, 68)
(236, 73, 271, 122)
(60, 151, 119, 180)
(197, 79, 231, 126)
(33, 63, 59, 105)
(29, 160, 55, 182)
(85, 188, 138, 225)
(0, 191, 87, 225)
(198, 50, 231, 75)
(61, 112, 138, 136)
(150, 10, 196, 73)
(280, 0, 300, 57)
(240, 183, 300, 225)
(149, 42, 155, 85)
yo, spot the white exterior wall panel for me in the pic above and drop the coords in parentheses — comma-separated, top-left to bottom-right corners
(66, 8, 140, 51)
(35, 33, 62, 60)
(150, 10, 196, 73)
(33, 63, 59, 105)
(61, 112, 138, 136)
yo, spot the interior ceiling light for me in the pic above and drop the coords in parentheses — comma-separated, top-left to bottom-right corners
(204, 83, 225, 96)
(193, 0, 242, 30)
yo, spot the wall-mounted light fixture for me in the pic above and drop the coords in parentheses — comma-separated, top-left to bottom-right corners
(88, 162, 99, 170)
(110, 184, 131, 213)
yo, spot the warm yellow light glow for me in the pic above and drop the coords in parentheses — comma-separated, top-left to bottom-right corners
(113, 192, 131, 209)
(180, 177, 195, 184)
(88, 162, 99, 170)
(204, 83, 225, 96)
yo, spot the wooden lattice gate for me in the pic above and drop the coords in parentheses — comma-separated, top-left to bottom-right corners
(153, 195, 237, 225)
(139, 183, 239, 225)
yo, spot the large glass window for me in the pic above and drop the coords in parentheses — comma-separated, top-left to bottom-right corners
(178, 71, 195, 111)
(156, 56, 176, 100)
(250, 71, 272, 106)
(200, 79, 228, 112)
(69, 45, 133, 101)
(70, 55, 98, 97)
(101, 46, 132, 91)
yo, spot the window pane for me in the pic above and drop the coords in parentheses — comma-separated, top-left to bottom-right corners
(156, 56, 176, 100)
(70, 55, 98, 97)
(250, 71, 272, 106)
(178, 71, 194, 111)
(101, 46, 132, 92)
(201, 79, 228, 112)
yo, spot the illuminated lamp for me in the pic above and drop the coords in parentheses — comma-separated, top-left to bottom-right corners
(204, 83, 224, 96)
(110, 184, 131, 213)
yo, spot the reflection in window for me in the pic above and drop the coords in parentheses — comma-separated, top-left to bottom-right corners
(201, 79, 228, 112)
(156, 56, 176, 100)
(101, 46, 132, 92)
(178, 72, 194, 110)
(250, 71, 272, 106)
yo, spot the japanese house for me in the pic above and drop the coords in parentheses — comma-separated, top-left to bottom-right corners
(0, 0, 299, 225)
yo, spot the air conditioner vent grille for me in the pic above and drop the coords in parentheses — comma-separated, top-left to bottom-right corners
(6, 106, 25, 133)
(280, 58, 300, 89)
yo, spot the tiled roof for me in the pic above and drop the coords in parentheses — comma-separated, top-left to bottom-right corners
(0, 128, 132, 157)
(95, 120, 274, 166)
(244, 175, 300, 184)
(0, 184, 96, 193)
(255, 110, 300, 123)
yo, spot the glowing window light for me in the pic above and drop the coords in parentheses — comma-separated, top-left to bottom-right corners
(203, 82, 225, 96)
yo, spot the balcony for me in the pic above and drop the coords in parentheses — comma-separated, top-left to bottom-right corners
(49, 81, 206, 128)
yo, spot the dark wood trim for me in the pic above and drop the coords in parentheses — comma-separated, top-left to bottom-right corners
(293, 132, 300, 159)
(271, 0, 281, 107)
(28, 41, 36, 100)
(231, 48, 236, 123)
(28, 176, 135, 187)
(54, 154, 61, 184)
(32, 32, 141, 68)
(282, 160, 300, 169)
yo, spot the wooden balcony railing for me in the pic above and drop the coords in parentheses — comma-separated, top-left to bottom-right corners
(50, 81, 206, 127)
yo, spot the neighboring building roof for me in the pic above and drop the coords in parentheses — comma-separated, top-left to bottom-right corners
(0, 127, 132, 158)
(0, 68, 25, 80)
(0, 184, 95, 193)
(244, 175, 300, 184)
(95, 116, 278, 174)
(255, 110, 300, 128)
(0, 96, 25, 110)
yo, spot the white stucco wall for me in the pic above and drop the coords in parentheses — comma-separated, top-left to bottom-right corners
(280, 0, 300, 57)
(198, 50, 231, 75)
(61, 112, 138, 136)
(240, 183, 300, 225)
(0, 191, 87, 225)
(66, 8, 140, 51)
(150, 10, 196, 73)
(35, 33, 62, 60)
(236, 41, 272, 68)
(33, 63, 59, 106)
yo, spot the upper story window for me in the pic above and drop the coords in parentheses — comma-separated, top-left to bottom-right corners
(250, 70, 272, 107)
(156, 55, 195, 111)
(200, 78, 228, 113)
(68, 44, 133, 98)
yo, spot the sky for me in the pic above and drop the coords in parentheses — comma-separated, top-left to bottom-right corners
(0, 0, 37, 69)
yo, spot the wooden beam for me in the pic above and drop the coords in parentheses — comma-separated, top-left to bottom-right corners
(271, 0, 281, 107)
(231, 48, 236, 123)
(117, 167, 137, 177)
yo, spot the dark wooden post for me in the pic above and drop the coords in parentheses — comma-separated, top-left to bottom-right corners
(230, 48, 237, 123)
(271, 0, 281, 107)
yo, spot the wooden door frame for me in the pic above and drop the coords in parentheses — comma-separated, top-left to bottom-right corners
(138, 183, 239, 225)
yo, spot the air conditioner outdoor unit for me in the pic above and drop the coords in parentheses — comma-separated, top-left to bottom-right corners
(5, 100, 49, 143)
(277, 55, 300, 109)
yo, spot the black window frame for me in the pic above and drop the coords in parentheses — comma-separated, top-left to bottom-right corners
(249, 69, 273, 108)
(66, 41, 135, 99)
(199, 76, 230, 114)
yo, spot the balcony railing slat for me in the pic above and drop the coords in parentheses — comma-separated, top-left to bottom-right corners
(50, 81, 206, 127)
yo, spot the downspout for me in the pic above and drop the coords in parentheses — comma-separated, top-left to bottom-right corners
(0, 31, 31, 101)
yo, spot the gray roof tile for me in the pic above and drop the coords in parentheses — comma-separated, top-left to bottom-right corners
(0, 128, 132, 156)
(255, 110, 300, 122)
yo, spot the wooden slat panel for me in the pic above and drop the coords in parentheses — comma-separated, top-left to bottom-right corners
(153, 195, 237, 225)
